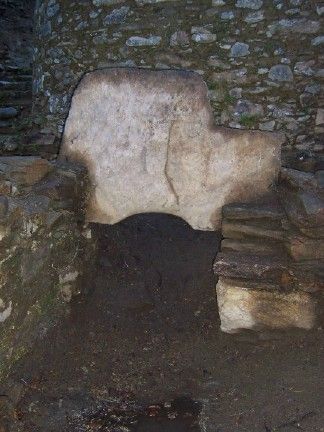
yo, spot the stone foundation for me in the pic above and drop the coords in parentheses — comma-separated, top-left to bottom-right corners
(0, 156, 91, 380)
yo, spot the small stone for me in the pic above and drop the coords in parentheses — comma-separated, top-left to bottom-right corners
(235, 0, 263, 10)
(244, 10, 264, 23)
(126, 36, 162, 46)
(212, 0, 225, 5)
(311, 35, 324, 46)
(259, 120, 275, 131)
(47, 0, 59, 17)
(317, 6, 324, 15)
(234, 99, 264, 116)
(103, 6, 129, 25)
(191, 27, 217, 43)
(170, 31, 189, 47)
(268, 65, 293, 82)
(273, 19, 320, 34)
(0, 107, 18, 120)
(305, 84, 321, 95)
(93, 0, 125, 5)
(315, 109, 324, 126)
(294, 60, 315, 77)
(221, 11, 235, 20)
(0, 157, 53, 186)
(230, 42, 250, 57)
(135, 0, 180, 3)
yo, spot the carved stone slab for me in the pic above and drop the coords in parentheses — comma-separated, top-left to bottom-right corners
(60, 68, 282, 230)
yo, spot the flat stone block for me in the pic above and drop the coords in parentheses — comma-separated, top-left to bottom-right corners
(216, 278, 316, 333)
(61, 68, 282, 231)
(0, 156, 53, 186)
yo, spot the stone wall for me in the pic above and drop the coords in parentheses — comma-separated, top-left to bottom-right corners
(0, 156, 91, 380)
(0, 0, 35, 152)
(214, 167, 324, 333)
(33, 0, 324, 158)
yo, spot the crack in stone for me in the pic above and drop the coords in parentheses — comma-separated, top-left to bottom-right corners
(164, 121, 180, 206)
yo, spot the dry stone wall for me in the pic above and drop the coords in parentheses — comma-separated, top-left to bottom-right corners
(33, 0, 324, 158)
(214, 167, 324, 333)
(0, 156, 91, 380)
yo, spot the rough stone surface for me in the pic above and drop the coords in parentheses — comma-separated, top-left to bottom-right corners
(31, 0, 324, 159)
(216, 278, 316, 333)
(61, 68, 282, 230)
(214, 168, 324, 333)
(0, 157, 91, 380)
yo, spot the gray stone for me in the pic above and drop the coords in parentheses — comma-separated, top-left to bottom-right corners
(61, 68, 282, 230)
(244, 10, 264, 23)
(212, 0, 225, 5)
(0, 107, 18, 120)
(268, 65, 293, 82)
(191, 27, 217, 43)
(269, 19, 321, 35)
(315, 109, 324, 126)
(235, 0, 263, 10)
(103, 6, 129, 25)
(221, 11, 235, 20)
(294, 61, 315, 77)
(135, 0, 180, 4)
(126, 36, 162, 46)
(230, 42, 250, 57)
(259, 120, 276, 131)
(311, 36, 324, 46)
(170, 31, 189, 47)
(93, 0, 126, 5)
(46, 0, 59, 17)
(234, 99, 264, 117)
(216, 278, 316, 333)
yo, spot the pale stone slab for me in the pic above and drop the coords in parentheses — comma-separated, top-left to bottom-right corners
(61, 68, 282, 230)
(216, 278, 316, 333)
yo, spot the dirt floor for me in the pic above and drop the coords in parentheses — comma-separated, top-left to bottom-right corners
(1, 214, 323, 431)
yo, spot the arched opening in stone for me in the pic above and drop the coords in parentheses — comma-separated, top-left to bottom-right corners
(82, 213, 221, 336)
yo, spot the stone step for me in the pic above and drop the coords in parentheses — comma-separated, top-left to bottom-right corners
(216, 277, 317, 334)
(222, 200, 284, 221)
(221, 238, 287, 257)
(214, 252, 290, 285)
(222, 219, 286, 242)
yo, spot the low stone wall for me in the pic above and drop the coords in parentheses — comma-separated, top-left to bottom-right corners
(33, 0, 324, 157)
(0, 156, 90, 380)
(214, 168, 324, 333)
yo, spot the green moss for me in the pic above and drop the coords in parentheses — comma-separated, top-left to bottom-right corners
(239, 114, 260, 128)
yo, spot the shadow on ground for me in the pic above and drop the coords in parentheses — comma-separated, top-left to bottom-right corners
(1, 214, 323, 431)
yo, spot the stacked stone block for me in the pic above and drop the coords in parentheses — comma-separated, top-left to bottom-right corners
(0, 156, 90, 380)
(214, 168, 324, 333)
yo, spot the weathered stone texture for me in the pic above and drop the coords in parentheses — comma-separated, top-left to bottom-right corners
(60, 68, 281, 230)
(214, 167, 324, 333)
(31, 0, 324, 160)
(0, 156, 91, 380)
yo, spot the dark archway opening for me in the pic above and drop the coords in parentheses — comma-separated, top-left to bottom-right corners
(84, 214, 220, 336)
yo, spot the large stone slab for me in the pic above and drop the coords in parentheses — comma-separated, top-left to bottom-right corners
(60, 68, 282, 230)
(216, 278, 316, 333)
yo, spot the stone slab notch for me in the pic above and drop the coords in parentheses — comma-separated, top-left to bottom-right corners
(61, 68, 283, 230)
